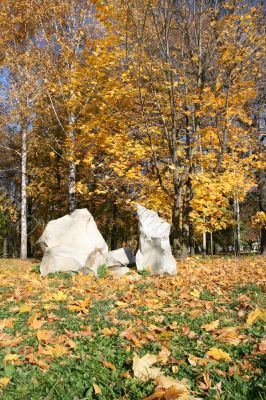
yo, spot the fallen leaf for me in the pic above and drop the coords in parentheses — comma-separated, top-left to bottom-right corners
(257, 338, 266, 354)
(102, 361, 116, 370)
(190, 289, 201, 298)
(4, 354, 20, 362)
(28, 316, 46, 330)
(0, 377, 10, 387)
(38, 344, 68, 358)
(158, 347, 171, 364)
(36, 330, 55, 342)
(93, 383, 102, 395)
(101, 327, 118, 336)
(53, 291, 68, 301)
(201, 320, 219, 332)
(207, 348, 232, 362)
(246, 309, 266, 326)
(132, 353, 161, 380)
(19, 304, 32, 313)
(26, 353, 50, 371)
(0, 318, 14, 331)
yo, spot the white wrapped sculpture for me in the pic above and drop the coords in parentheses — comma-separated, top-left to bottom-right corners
(38, 209, 108, 276)
(136, 205, 177, 275)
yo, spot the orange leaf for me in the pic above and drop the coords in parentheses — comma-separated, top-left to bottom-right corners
(101, 327, 118, 336)
(93, 383, 102, 395)
(36, 330, 55, 342)
(38, 344, 68, 358)
(102, 361, 116, 370)
(0, 377, 10, 387)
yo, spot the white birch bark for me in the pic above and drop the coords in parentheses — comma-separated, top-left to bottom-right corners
(68, 113, 76, 213)
(20, 128, 27, 260)
(234, 196, 241, 256)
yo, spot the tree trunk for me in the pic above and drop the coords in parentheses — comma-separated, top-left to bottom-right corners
(171, 183, 187, 258)
(111, 202, 118, 250)
(68, 114, 76, 213)
(20, 129, 27, 260)
(258, 169, 266, 255)
(261, 228, 266, 255)
(2, 238, 8, 258)
(210, 232, 213, 256)
(233, 196, 241, 256)
(202, 231, 207, 255)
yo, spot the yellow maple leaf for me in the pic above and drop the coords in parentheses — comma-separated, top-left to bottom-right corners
(101, 327, 118, 336)
(4, 354, 20, 362)
(0, 377, 10, 387)
(36, 329, 55, 342)
(19, 304, 32, 313)
(190, 289, 201, 298)
(201, 320, 220, 332)
(39, 344, 68, 358)
(246, 309, 264, 326)
(207, 348, 232, 362)
(53, 291, 68, 301)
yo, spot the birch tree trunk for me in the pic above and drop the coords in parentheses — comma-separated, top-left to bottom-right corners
(233, 196, 241, 256)
(2, 238, 8, 258)
(68, 113, 76, 213)
(258, 168, 266, 255)
(20, 128, 27, 260)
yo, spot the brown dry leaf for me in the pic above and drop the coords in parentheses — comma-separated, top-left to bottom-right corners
(65, 339, 77, 349)
(26, 353, 50, 371)
(201, 320, 219, 332)
(102, 361, 116, 370)
(93, 383, 102, 395)
(132, 353, 161, 380)
(257, 338, 266, 354)
(198, 371, 212, 390)
(0, 377, 10, 387)
(206, 348, 232, 362)
(190, 309, 202, 318)
(216, 327, 241, 346)
(0, 318, 15, 331)
(152, 375, 201, 399)
(158, 347, 171, 364)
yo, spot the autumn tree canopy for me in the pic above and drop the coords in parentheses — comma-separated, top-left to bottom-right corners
(0, 0, 265, 258)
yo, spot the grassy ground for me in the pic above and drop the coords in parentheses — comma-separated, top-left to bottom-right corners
(0, 256, 265, 400)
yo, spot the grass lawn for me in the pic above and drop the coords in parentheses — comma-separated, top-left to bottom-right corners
(0, 256, 265, 399)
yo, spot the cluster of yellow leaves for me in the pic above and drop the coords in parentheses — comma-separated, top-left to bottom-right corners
(251, 211, 266, 229)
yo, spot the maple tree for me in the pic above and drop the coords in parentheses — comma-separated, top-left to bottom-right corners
(0, 0, 265, 257)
